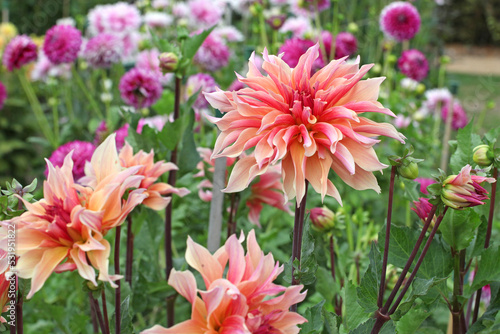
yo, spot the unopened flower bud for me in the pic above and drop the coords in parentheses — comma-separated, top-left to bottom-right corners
(473, 145, 494, 167)
(440, 55, 451, 65)
(159, 52, 178, 73)
(398, 161, 419, 180)
(416, 83, 426, 95)
(372, 63, 382, 75)
(347, 22, 359, 34)
(310, 207, 335, 231)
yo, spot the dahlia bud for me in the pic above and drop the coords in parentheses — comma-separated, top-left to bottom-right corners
(416, 83, 426, 95)
(266, 14, 287, 30)
(398, 161, 419, 180)
(347, 22, 359, 34)
(310, 207, 336, 231)
(158, 52, 178, 73)
(441, 165, 495, 210)
(473, 144, 494, 167)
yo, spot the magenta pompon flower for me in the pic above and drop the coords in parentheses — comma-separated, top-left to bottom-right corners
(397, 49, 429, 81)
(441, 101, 468, 130)
(380, 1, 421, 41)
(411, 197, 435, 224)
(119, 68, 163, 109)
(2, 35, 38, 71)
(278, 37, 317, 69)
(83, 33, 123, 68)
(46, 140, 96, 181)
(185, 73, 217, 110)
(194, 33, 230, 72)
(415, 177, 436, 195)
(441, 165, 496, 209)
(335, 32, 358, 59)
(43, 25, 82, 64)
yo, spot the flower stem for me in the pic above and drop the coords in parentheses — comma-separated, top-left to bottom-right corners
(63, 83, 75, 123)
(258, 11, 269, 50)
(72, 66, 103, 119)
(89, 293, 99, 333)
(114, 225, 121, 334)
(472, 166, 498, 324)
(330, 0, 339, 60)
(330, 235, 342, 315)
(165, 76, 182, 327)
(16, 289, 22, 334)
(290, 182, 309, 312)
(314, 2, 328, 62)
(378, 166, 397, 308)
(125, 215, 134, 286)
(227, 193, 240, 238)
(51, 102, 60, 146)
(89, 291, 107, 334)
(101, 289, 110, 334)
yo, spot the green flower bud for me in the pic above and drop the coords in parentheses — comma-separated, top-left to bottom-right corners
(473, 144, 494, 167)
(398, 161, 419, 180)
(159, 52, 179, 73)
(310, 207, 336, 231)
(416, 83, 426, 95)
(347, 22, 359, 34)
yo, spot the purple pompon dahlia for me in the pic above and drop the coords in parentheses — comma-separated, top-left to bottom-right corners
(194, 34, 230, 72)
(442, 101, 468, 130)
(0, 81, 6, 110)
(380, 1, 421, 41)
(335, 32, 358, 59)
(185, 73, 217, 110)
(119, 68, 163, 109)
(2, 35, 38, 71)
(46, 140, 96, 181)
(83, 33, 123, 68)
(43, 25, 82, 64)
(397, 49, 429, 81)
(278, 37, 317, 68)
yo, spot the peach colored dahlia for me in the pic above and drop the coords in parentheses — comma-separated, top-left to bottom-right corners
(12, 135, 147, 298)
(142, 231, 306, 333)
(205, 44, 404, 205)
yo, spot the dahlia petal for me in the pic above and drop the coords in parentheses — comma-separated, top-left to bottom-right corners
(70, 247, 97, 287)
(27, 246, 69, 299)
(168, 269, 197, 304)
(290, 142, 307, 204)
(141, 321, 203, 334)
(341, 138, 388, 172)
(331, 157, 381, 192)
(225, 235, 246, 284)
(337, 77, 385, 105)
(204, 88, 234, 113)
(224, 156, 268, 193)
(186, 237, 223, 287)
(89, 133, 122, 184)
(142, 195, 171, 210)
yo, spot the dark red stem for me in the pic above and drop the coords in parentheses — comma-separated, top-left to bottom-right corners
(378, 166, 397, 308)
(89, 292, 107, 334)
(101, 289, 110, 334)
(227, 193, 240, 238)
(114, 226, 121, 334)
(90, 293, 99, 333)
(125, 215, 134, 286)
(16, 289, 22, 334)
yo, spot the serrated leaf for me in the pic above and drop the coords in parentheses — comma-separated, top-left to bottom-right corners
(300, 300, 325, 334)
(357, 243, 382, 313)
(395, 307, 432, 334)
(110, 296, 134, 334)
(158, 118, 183, 151)
(468, 282, 500, 333)
(440, 209, 481, 250)
(344, 282, 371, 331)
(449, 122, 481, 173)
(470, 246, 500, 292)
(348, 319, 395, 334)
(323, 308, 341, 334)
(181, 27, 215, 61)
(316, 266, 337, 304)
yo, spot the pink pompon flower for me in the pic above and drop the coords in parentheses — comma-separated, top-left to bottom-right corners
(87, 2, 141, 35)
(380, 1, 421, 41)
(397, 49, 429, 82)
(136, 49, 173, 85)
(415, 177, 436, 194)
(31, 52, 72, 82)
(247, 164, 292, 227)
(13, 135, 148, 298)
(278, 37, 317, 68)
(43, 25, 82, 64)
(205, 44, 405, 205)
(335, 32, 358, 59)
(142, 231, 306, 334)
(93, 122, 129, 149)
(441, 101, 468, 130)
(2, 35, 38, 71)
(185, 73, 217, 110)
(137, 115, 172, 134)
(83, 33, 123, 68)
(119, 142, 190, 210)
(194, 33, 231, 72)
(0, 81, 6, 110)
(188, 0, 225, 28)
(46, 140, 96, 181)
(441, 165, 496, 210)
(119, 68, 163, 109)
(279, 16, 312, 38)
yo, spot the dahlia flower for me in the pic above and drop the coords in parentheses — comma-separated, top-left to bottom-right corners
(441, 165, 495, 210)
(119, 68, 163, 109)
(279, 16, 312, 38)
(144, 12, 173, 29)
(43, 25, 82, 64)
(441, 101, 468, 130)
(185, 73, 217, 110)
(394, 115, 411, 129)
(87, 2, 141, 35)
(136, 49, 172, 85)
(415, 177, 436, 195)
(228, 79, 246, 92)
(194, 33, 230, 72)
(83, 33, 123, 68)
(278, 37, 316, 68)
(13, 135, 147, 298)
(152, 0, 170, 9)
(309, 206, 336, 231)
(0, 81, 6, 110)
(247, 165, 291, 227)
(397, 49, 429, 82)
(93, 122, 129, 149)
(205, 44, 404, 205)
(31, 52, 72, 82)
(46, 140, 96, 181)
(423, 88, 452, 110)
(335, 32, 358, 59)
(142, 231, 306, 333)
(380, 1, 421, 41)
(2, 35, 38, 71)
(118, 142, 190, 210)
(188, 0, 225, 28)
(213, 26, 244, 43)
(411, 197, 435, 224)
(137, 115, 171, 134)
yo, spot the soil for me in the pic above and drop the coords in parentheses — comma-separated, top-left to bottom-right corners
(445, 44, 500, 76)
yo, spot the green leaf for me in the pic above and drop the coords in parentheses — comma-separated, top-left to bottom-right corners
(300, 300, 325, 334)
(440, 209, 481, 250)
(316, 266, 337, 304)
(357, 243, 382, 313)
(344, 282, 371, 331)
(449, 122, 481, 173)
(348, 319, 395, 334)
(298, 217, 318, 285)
(395, 307, 432, 334)
(177, 112, 202, 177)
(484, 126, 500, 146)
(468, 282, 500, 333)
(181, 27, 215, 61)
(158, 118, 183, 151)
(470, 246, 500, 292)
(110, 296, 134, 334)
(323, 308, 341, 334)
(152, 90, 175, 115)
(468, 215, 488, 259)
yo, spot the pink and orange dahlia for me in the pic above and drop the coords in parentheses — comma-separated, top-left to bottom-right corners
(205, 44, 404, 205)
(142, 231, 306, 333)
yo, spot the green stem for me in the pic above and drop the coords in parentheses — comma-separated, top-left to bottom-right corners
(51, 102, 60, 145)
(258, 11, 269, 49)
(72, 66, 103, 119)
(16, 70, 57, 147)
(330, 0, 339, 60)
(314, 2, 328, 62)
(64, 83, 75, 122)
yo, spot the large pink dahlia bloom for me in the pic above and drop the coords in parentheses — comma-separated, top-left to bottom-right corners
(142, 231, 306, 333)
(205, 44, 404, 205)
